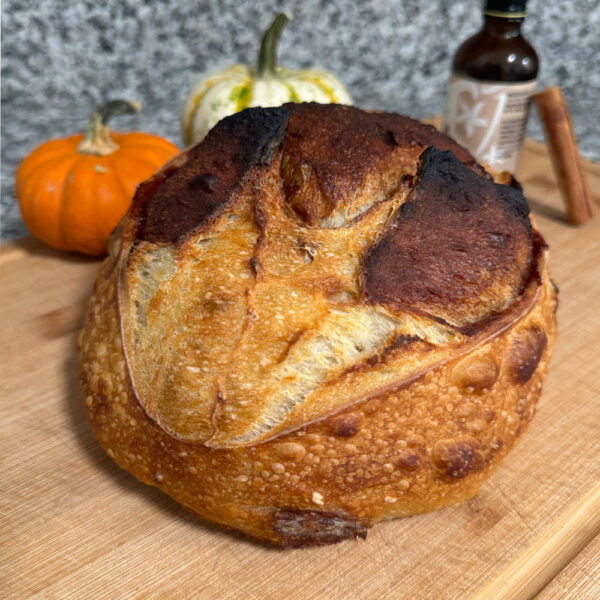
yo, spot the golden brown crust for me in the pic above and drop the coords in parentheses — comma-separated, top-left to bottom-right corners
(79, 104, 557, 547)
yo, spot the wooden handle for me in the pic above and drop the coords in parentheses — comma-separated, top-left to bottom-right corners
(472, 483, 600, 600)
(533, 86, 595, 225)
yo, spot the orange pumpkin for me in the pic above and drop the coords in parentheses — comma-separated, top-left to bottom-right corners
(16, 100, 179, 256)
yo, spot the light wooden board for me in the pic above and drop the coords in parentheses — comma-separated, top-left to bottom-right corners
(1, 139, 599, 600)
(534, 534, 600, 600)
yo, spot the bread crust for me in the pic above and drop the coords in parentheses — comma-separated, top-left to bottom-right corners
(79, 104, 557, 546)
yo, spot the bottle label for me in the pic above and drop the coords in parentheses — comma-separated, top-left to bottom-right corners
(443, 74, 537, 173)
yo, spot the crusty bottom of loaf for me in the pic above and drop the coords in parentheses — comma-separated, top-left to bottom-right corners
(80, 242, 557, 547)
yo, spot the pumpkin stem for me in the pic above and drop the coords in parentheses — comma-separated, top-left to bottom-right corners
(257, 12, 292, 78)
(77, 99, 142, 156)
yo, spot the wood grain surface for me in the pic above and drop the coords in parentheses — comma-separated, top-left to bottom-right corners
(534, 534, 600, 600)
(1, 139, 599, 600)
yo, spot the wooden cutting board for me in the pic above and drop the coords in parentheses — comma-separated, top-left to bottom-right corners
(1, 139, 599, 600)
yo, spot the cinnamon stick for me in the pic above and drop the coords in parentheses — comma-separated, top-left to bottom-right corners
(533, 86, 595, 225)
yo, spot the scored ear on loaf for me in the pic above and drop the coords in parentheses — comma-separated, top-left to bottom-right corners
(80, 103, 557, 546)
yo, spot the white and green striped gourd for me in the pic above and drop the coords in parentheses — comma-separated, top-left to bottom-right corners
(182, 12, 352, 145)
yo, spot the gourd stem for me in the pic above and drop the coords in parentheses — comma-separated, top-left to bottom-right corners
(78, 99, 141, 156)
(257, 12, 291, 78)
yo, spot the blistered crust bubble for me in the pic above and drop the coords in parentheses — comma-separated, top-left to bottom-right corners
(507, 325, 547, 384)
(452, 350, 500, 392)
(431, 436, 486, 479)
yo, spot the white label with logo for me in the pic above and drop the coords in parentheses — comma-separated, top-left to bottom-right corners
(443, 74, 537, 173)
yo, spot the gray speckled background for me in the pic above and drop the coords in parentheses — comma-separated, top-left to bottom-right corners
(2, 0, 599, 241)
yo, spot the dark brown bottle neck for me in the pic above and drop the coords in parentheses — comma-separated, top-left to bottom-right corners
(482, 15, 524, 38)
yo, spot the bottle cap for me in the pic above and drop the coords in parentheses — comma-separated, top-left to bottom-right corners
(484, 0, 528, 18)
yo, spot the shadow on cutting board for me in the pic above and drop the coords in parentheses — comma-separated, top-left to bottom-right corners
(2, 235, 99, 261)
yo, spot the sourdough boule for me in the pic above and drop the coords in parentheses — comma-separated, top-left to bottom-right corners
(79, 103, 557, 546)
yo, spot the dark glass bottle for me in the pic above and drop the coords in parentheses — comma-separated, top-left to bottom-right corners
(444, 0, 539, 173)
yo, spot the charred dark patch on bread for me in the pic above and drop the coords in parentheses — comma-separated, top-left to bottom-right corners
(133, 107, 289, 244)
(125, 165, 180, 241)
(280, 103, 485, 226)
(273, 508, 368, 547)
(363, 147, 534, 327)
